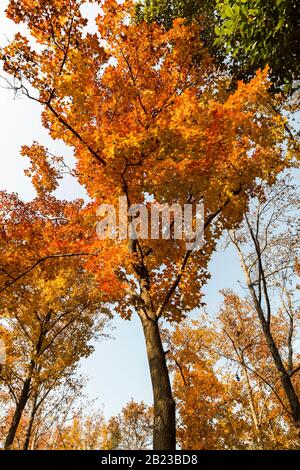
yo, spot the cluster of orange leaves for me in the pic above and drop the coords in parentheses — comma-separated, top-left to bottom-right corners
(1, 0, 292, 323)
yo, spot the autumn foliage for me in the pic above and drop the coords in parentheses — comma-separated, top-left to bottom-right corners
(0, 0, 298, 451)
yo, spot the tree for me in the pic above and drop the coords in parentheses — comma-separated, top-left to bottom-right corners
(137, 0, 300, 91)
(0, 192, 111, 449)
(100, 416, 122, 451)
(215, 0, 300, 91)
(229, 176, 300, 441)
(21, 375, 86, 450)
(107, 400, 153, 450)
(1, 0, 292, 449)
(47, 410, 107, 450)
(216, 290, 299, 449)
(166, 322, 246, 450)
(168, 300, 299, 450)
(28, 400, 152, 450)
(135, 0, 219, 60)
(136, 0, 214, 27)
(0, 375, 85, 450)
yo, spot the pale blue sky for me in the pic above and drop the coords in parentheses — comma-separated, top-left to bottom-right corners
(0, 2, 244, 419)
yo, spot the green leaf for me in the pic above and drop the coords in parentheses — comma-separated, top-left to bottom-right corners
(276, 17, 285, 31)
(224, 4, 234, 18)
(215, 25, 221, 36)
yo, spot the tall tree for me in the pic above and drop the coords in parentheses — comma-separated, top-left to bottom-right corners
(229, 177, 300, 440)
(1, 0, 292, 448)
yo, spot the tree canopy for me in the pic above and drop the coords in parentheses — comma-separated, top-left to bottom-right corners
(137, 0, 300, 91)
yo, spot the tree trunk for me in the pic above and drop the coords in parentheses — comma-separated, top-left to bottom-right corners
(233, 234, 300, 443)
(5, 326, 45, 450)
(248, 276, 300, 437)
(241, 363, 264, 449)
(139, 313, 176, 450)
(262, 324, 300, 437)
(238, 249, 300, 440)
(4, 372, 32, 450)
(23, 393, 38, 450)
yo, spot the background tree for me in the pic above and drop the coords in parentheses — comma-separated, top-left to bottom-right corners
(100, 416, 122, 451)
(216, 290, 300, 449)
(214, 0, 300, 91)
(229, 177, 300, 440)
(106, 400, 153, 450)
(47, 410, 107, 450)
(24, 400, 152, 450)
(137, 0, 300, 92)
(21, 375, 86, 450)
(169, 301, 300, 450)
(0, 192, 111, 449)
(0, 375, 85, 450)
(166, 322, 246, 450)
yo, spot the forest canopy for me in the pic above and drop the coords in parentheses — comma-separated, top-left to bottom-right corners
(0, 0, 299, 452)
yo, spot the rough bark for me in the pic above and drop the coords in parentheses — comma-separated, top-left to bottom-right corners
(128, 219, 176, 449)
(140, 312, 176, 450)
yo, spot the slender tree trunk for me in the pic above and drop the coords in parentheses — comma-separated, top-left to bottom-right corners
(5, 322, 46, 450)
(241, 364, 264, 449)
(139, 312, 176, 450)
(4, 369, 33, 450)
(246, 273, 300, 436)
(23, 393, 38, 450)
(261, 323, 300, 436)
(234, 238, 300, 440)
(127, 200, 176, 449)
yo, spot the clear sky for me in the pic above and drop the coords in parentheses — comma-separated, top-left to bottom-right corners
(0, 1, 244, 419)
